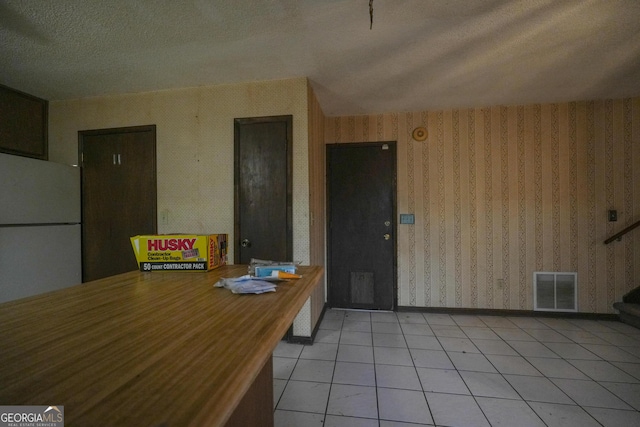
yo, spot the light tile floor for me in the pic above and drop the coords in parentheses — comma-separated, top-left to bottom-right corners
(273, 309, 640, 426)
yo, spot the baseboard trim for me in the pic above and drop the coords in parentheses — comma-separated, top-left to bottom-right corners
(287, 302, 329, 345)
(397, 306, 619, 321)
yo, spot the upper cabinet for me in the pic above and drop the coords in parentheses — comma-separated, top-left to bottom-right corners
(0, 84, 48, 160)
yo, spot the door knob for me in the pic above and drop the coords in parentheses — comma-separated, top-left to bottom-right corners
(241, 239, 251, 248)
(383, 234, 390, 240)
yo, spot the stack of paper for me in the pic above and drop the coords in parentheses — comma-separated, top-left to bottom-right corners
(214, 275, 276, 294)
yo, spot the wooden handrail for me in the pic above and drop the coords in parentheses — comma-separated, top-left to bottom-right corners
(604, 219, 640, 244)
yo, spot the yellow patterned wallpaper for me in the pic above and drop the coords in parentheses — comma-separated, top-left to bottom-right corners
(48, 78, 311, 266)
(47, 78, 639, 315)
(325, 99, 640, 313)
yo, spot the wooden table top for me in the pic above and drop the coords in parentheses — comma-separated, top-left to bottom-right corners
(0, 265, 323, 426)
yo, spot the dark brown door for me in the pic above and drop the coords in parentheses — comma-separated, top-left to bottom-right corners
(234, 116, 292, 264)
(327, 142, 396, 310)
(80, 125, 157, 282)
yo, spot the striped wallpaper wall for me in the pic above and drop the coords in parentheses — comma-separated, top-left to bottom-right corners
(324, 98, 640, 313)
(307, 80, 327, 332)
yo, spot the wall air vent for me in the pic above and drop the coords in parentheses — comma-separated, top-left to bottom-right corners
(534, 272, 577, 312)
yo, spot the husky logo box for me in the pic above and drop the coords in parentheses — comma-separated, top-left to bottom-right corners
(130, 234, 227, 272)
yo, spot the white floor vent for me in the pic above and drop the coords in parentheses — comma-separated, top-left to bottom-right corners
(534, 272, 577, 312)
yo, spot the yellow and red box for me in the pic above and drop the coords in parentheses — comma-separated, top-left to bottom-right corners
(130, 234, 227, 272)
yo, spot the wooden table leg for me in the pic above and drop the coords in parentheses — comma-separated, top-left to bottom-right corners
(225, 355, 274, 427)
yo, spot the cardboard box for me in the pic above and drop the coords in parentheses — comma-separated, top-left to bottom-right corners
(130, 234, 227, 272)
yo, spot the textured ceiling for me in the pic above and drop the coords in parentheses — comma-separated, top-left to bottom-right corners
(1, 0, 639, 116)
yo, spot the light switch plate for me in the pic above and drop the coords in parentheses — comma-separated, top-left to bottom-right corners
(400, 214, 415, 224)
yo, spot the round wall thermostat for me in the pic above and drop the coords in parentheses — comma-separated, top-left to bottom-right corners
(412, 127, 428, 141)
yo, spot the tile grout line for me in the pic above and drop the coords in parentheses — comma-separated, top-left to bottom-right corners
(321, 313, 342, 424)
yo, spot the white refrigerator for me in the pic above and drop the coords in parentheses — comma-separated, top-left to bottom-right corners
(0, 152, 82, 303)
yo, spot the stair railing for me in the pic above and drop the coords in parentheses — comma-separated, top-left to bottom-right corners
(604, 218, 640, 244)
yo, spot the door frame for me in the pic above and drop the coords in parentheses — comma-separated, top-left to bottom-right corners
(233, 115, 293, 264)
(326, 141, 398, 310)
